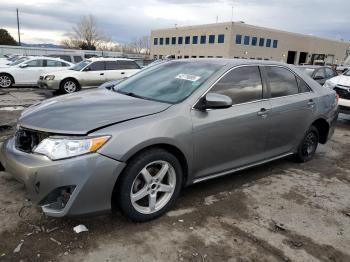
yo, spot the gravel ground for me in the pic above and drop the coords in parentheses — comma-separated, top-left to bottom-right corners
(0, 88, 350, 262)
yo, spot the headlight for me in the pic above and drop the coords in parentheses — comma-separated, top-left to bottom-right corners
(44, 75, 55, 80)
(323, 80, 336, 89)
(34, 136, 110, 160)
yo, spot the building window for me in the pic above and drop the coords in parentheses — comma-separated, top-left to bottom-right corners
(200, 35, 206, 44)
(259, 38, 264, 47)
(236, 34, 242, 44)
(244, 36, 250, 45)
(191, 56, 197, 58)
(178, 36, 183, 44)
(218, 34, 225, 44)
(153, 38, 158, 45)
(185, 36, 190, 44)
(266, 39, 271, 47)
(165, 37, 170, 45)
(192, 36, 198, 44)
(171, 37, 176, 45)
(252, 37, 257, 46)
(209, 35, 215, 44)
(199, 56, 205, 58)
(184, 55, 189, 58)
(160, 38, 164, 45)
(273, 40, 278, 48)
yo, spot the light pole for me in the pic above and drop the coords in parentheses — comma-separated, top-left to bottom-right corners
(16, 8, 21, 46)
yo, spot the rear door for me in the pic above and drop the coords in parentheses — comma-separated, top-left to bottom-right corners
(191, 65, 271, 179)
(44, 59, 71, 73)
(80, 61, 107, 87)
(262, 66, 316, 158)
(116, 60, 140, 78)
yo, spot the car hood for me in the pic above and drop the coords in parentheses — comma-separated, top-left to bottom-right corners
(18, 89, 172, 135)
(329, 75, 350, 87)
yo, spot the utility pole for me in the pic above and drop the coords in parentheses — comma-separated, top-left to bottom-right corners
(16, 8, 21, 46)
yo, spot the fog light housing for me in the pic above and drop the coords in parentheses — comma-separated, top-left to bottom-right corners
(39, 185, 76, 211)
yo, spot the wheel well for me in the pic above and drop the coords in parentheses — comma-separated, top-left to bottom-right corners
(111, 144, 189, 211)
(0, 73, 15, 84)
(60, 77, 80, 89)
(312, 118, 329, 144)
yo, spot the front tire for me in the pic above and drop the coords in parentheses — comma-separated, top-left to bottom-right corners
(0, 74, 14, 88)
(60, 79, 79, 94)
(116, 148, 183, 222)
(295, 125, 319, 162)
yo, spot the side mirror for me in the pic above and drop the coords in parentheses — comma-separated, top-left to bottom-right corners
(19, 64, 28, 68)
(195, 93, 232, 110)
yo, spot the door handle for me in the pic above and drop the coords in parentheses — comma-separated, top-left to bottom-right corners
(100, 73, 104, 75)
(257, 108, 269, 117)
(121, 72, 125, 75)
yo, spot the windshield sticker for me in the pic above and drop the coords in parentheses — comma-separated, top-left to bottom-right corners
(176, 74, 201, 82)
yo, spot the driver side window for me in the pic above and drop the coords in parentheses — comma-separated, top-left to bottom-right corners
(314, 68, 325, 79)
(88, 61, 105, 71)
(210, 66, 263, 105)
(26, 59, 44, 67)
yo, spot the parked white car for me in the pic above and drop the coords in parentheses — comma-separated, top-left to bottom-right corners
(0, 57, 73, 88)
(38, 58, 141, 93)
(324, 69, 350, 114)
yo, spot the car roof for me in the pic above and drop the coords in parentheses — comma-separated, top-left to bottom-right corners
(26, 56, 72, 62)
(172, 58, 290, 67)
(88, 57, 135, 62)
(296, 65, 331, 69)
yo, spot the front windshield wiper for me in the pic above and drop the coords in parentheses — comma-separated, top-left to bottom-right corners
(116, 90, 150, 100)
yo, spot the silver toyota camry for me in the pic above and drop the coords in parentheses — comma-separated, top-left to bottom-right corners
(0, 59, 338, 222)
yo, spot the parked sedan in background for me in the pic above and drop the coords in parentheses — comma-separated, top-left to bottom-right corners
(0, 59, 338, 222)
(0, 57, 73, 88)
(296, 65, 337, 85)
(38, 58, 141, 93)
(324, 69, 350, 114)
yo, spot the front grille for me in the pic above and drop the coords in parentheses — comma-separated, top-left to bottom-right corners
(334, 86, 350, 100)
(15, 128, 50, 153)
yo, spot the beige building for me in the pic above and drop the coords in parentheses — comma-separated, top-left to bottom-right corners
(150, 22, 350, 65)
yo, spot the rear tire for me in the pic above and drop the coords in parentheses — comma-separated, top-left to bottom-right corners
(115, 148, 183, 222)
(295, 125, 319, 163)
(0, 73, 14, 88)
(60, 79, 79, 94)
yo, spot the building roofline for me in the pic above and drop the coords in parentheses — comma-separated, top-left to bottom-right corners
(151, 21, 350, 45)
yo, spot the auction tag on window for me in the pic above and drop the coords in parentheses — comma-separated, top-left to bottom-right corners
(176, 74, 201, 82)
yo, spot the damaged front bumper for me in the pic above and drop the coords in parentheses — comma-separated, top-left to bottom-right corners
(0, 137, 126, 217)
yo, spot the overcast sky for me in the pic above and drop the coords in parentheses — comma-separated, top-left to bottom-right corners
(0, 0, 349, 44)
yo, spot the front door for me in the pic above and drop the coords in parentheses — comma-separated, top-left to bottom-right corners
(81, 61, 107, 87)
(191, 66, 271, 179)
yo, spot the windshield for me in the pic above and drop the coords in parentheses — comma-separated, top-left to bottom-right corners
(114, 61, 223, 104)
(70, 60, 91, 71)
(9, 57, 29, 66)
(298, 67, 315, 76)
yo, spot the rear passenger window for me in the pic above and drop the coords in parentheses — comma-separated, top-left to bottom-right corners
(105, 61, 119, 70)
(297, 77, 311, 93)
(117, 60, 141, 69)
(325, 68, 336, 78)
(210, 66, 263, 104)
(265, 67, 298, 98)
(46, 60, 63, 67)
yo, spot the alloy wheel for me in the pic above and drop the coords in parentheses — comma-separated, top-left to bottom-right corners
(130, 160, 176, 214)
(63, 81, 77, 93)
(302, 131, 318, 157)
(0, 75, 12, 88)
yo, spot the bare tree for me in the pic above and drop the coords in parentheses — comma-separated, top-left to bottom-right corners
(61, 14, 109, 50)
(130, 35, 150, 54)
